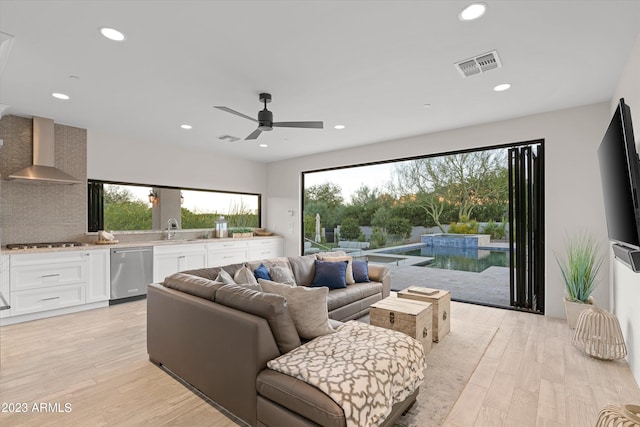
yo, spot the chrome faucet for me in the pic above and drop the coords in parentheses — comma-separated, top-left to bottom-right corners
(167, 218, 178, 240)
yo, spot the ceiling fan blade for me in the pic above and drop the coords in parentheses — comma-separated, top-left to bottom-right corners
(272, 121, 324, 129)
(214, 106, 257, 122)
(245, 128, 263, 140)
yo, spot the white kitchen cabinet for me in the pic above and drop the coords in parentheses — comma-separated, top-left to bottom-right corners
(9, 251, 88, 316)
(86, 248, 110, 303)
(206, 240, 248, 267)
(0, 255, 10, 318)
(153, 243, 207, 282)
(248, 238, 284, 261)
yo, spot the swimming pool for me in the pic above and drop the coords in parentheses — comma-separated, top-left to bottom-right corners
(383, 246, 509, 273)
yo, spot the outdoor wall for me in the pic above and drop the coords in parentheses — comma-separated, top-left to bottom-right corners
(610, 32, 640, 385)
(87, 129, 269, 226)
(266, 102, 611, 320)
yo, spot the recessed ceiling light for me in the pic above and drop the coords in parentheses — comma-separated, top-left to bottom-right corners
(99, 27, 126, 41)
(493, 83, 511, 92)
(459, 3, 487, 21)
(51, 92, 70, 100)
(423, 103, 432, 108)
(180, 124, 192, 130)
(334, 125, 345, 130)
(259, 144, 268, 148)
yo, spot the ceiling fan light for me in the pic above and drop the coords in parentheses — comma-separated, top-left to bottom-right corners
(258, 125, 272, 131)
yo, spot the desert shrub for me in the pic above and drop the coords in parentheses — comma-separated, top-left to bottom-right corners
(482, 220, 506, 239)
(369, 228, 386, 249)
(449, 216, 479, 234)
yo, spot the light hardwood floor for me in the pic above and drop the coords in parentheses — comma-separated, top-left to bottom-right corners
(1, 300, 639, 426)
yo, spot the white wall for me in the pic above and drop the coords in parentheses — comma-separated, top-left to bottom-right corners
(610, 32, 640, 385)
(87, 130, 269, 224)
(266, 102, 611, 319)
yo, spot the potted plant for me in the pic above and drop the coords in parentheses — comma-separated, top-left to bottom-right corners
(228, 227, 254, 238)
(555, 232, 604, 329)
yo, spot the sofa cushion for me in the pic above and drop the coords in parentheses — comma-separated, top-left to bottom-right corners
(259, 279, 334, 340)
(269, 265, 296, 285)
(326, 281, 384, 312)
(257, 369, 346, 427)
(287, 254, 317, 287)
(317, 255, 355, 285)
(215, 284, 301, 354)
(352, 260, 370, 283)
(234, 266, 259, 285)
(162, 273, 223, 301)
(311, 260, 348, 290)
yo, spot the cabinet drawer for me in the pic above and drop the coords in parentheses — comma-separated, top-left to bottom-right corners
(248, 246, 282, 261)
(208, 249, 248, 267)
(206, 240, 249, 251)
(11, 262, 87, 291)
(11, 284, 85, 316)
(11, 251, 87, 267)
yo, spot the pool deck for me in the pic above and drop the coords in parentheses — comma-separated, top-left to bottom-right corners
(387, 264, 511, 307)
(362, 240, 512, 308)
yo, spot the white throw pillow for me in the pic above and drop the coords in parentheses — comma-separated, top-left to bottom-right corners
(317, 255, 355, 285)
(215, 269, 236, 285)
(259, 279, 334, 340)
(269, 265, 296, 286)
(234, 266, 259, 286)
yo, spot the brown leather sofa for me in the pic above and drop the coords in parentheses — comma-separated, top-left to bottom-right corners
(147, 253, 419, 426)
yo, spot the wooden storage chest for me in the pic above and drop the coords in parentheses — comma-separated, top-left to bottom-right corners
(370, 296, 432, 354)
(398, 287, 451, 342)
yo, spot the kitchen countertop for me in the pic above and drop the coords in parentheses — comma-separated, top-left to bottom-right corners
(1, 235, 282, 255)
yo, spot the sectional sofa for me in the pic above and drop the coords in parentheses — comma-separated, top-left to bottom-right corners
(147, 252, 425, 426)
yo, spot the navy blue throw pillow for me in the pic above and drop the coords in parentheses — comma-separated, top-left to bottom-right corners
(311, 260, 348, 289)
(254, 263, 272, 281)
(352, 260, 370, 283)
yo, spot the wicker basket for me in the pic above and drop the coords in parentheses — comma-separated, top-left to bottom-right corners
(596, 404, 640, 426)
(571, 306, 627, 360)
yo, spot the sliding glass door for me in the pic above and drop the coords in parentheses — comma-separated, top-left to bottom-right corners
(508, 141, 545, 314)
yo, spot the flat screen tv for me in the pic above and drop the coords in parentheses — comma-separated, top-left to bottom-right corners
(598, 98, 640, 262)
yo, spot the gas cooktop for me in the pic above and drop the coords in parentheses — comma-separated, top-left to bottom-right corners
(5, 241, 88, 250)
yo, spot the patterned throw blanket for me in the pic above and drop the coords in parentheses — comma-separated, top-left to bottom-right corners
(267, 321, 426, 427)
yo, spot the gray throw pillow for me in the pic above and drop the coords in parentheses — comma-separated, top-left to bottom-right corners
(269, 265, 296, 286)
(215, 269, 236, 285)
(234, 266, 259, 285)
(287, 254, 317, 287)
(259, 278, 334, 340)
(215, 284, 301, 354)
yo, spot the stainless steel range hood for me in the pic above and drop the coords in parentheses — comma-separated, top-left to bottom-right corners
(7, 116, 82, 184)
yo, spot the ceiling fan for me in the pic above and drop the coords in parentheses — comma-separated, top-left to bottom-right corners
(214, 93, 324, 140)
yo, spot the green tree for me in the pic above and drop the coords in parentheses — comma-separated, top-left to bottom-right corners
(339, 217, 363, 241)
(304, 183, 344, 209)
(387, 217, 412, 239)
(103, 186, 151, 230)
(393, 149, 508, 223)
(371, 206, 392, 234)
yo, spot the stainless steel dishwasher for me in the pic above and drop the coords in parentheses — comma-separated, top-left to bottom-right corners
(110, 246, 153, 304)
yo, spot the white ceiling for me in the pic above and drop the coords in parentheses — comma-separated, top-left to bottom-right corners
(1, 1, 639, 163)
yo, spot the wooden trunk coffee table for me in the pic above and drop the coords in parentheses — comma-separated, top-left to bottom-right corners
(369, 296, 432, 354)
(398, 287, 451, 342)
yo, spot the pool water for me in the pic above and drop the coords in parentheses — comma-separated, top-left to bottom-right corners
(390, 246, 509, 273)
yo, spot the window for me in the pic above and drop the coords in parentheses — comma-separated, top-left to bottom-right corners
(88, 180, 260, 232)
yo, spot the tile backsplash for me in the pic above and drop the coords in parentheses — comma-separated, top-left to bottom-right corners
(0, 115, 87, 245)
